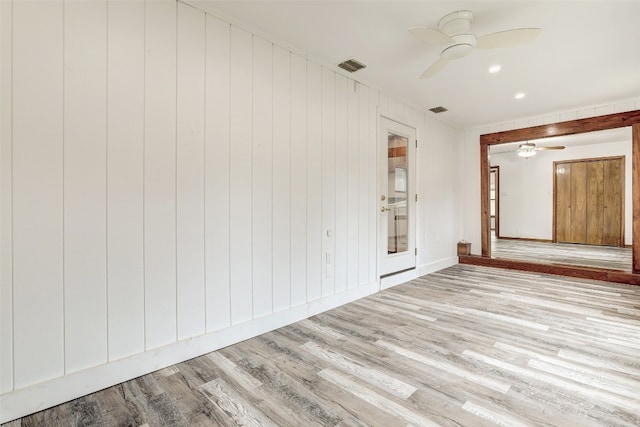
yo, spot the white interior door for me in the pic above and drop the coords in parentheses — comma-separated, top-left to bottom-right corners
(379, 116, 416, 276)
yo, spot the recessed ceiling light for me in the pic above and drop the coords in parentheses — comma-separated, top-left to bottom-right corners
(489, 64, 501, 74)
(514, 92, 526, 100)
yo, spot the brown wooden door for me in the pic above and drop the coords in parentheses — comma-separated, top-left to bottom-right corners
(603, 159, 623, 246)
(569, 161, 587, 244)
(555, 163, 571, 242)
(555, 156, 624, 246)
(586, 161, 604, 244)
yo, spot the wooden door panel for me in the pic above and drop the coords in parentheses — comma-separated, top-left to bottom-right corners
(586, 161, 604, 245)
(555, 157, 625, 246)
(569, 162, 587, 244)
(603, 159, 623, 246)
(555, 163, 571, 242)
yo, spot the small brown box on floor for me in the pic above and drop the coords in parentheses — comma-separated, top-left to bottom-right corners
(457, 242, 471, 256)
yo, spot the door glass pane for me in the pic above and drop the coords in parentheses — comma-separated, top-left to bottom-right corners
(387, 132, 408, 254)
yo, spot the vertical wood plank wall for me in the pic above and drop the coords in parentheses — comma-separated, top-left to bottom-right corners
(12, 0, 65, 390)
(144, 0, 178, 350)
(229, 24, 254, 325)
(106, 0, 146, 364)
(176, 2, 206, 340)
(321, 68, 336, 297)
(306, 61, 323, 302)
(272, 45, 292, 312)
(204, 14, 231, 331)
(290, 53, 309, 306)
(252, 35, 274, 319)
(0, 0, 462, 420)
(334, 76, 349, 293)
(0, 0, 13, 395)
(63, 0, 109, 374)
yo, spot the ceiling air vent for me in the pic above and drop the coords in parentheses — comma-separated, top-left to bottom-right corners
(338, 58, 366, 73)
(429, 106, 448, 114)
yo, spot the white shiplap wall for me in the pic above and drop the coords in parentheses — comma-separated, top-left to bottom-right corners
(0, 0, 14, 400)
(106, 0, 146, 363)
(0, 0, 462, 421)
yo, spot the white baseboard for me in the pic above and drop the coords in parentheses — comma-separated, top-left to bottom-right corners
(378, 256, 457, 291)
(307, 284, 375, 317)
(380, 268, 418, 290)
(418, 256, 457, 277)
(0, 281, 376, 424)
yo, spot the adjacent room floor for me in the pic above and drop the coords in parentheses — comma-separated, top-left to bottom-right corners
(4, 264, 640, 426)
(492, 236, 632, 272)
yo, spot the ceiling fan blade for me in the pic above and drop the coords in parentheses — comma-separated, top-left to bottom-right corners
(476, 28, 542, 49)
(535, 145, 565, 150)
(409, 27, 453, 44)
(420, 57, 449, 79)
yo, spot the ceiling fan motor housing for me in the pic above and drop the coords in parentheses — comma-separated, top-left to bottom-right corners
(438, 11, 477, 59)
(438, 10, 474, 34)
(441, 34, 477, 59)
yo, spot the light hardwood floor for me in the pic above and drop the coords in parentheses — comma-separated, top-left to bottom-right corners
(492, 236, 632, 271)
(4, 264, 640, 426)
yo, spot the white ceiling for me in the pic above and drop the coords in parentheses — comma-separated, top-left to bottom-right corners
(194, 0, 640, 129)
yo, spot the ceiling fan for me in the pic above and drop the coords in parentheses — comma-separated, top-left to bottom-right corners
(409, 10, 542, 78)
(515, 142, 565, 158)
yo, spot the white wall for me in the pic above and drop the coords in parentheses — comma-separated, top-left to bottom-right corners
(0, 0, 462, 421)
(462, 98, 640, 255)
(492, 139, 632, 243)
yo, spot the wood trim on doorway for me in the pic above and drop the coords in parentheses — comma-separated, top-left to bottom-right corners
(633, 123, 640, 271)
(490, 166, 500, 238)
(481, 143, 490, 257)
(479, 109, 640, 278)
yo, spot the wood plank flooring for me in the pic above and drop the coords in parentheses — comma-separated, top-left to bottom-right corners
(4, 264, 640, 426)
(492, 237, 632, 271)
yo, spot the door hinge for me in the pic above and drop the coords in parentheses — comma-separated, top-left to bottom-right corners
(415, 193, 418, 202)
(415, 248, 417, 256)
(415, 139, 418, 148)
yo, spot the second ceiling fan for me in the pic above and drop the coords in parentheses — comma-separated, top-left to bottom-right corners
(409, 10, 542, 78)
(515, 142, 565, 158)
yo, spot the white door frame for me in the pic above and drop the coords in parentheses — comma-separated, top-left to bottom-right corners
(377, 112, 417, 281)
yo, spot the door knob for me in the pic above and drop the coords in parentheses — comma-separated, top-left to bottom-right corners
(381, 206, 391, 212)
